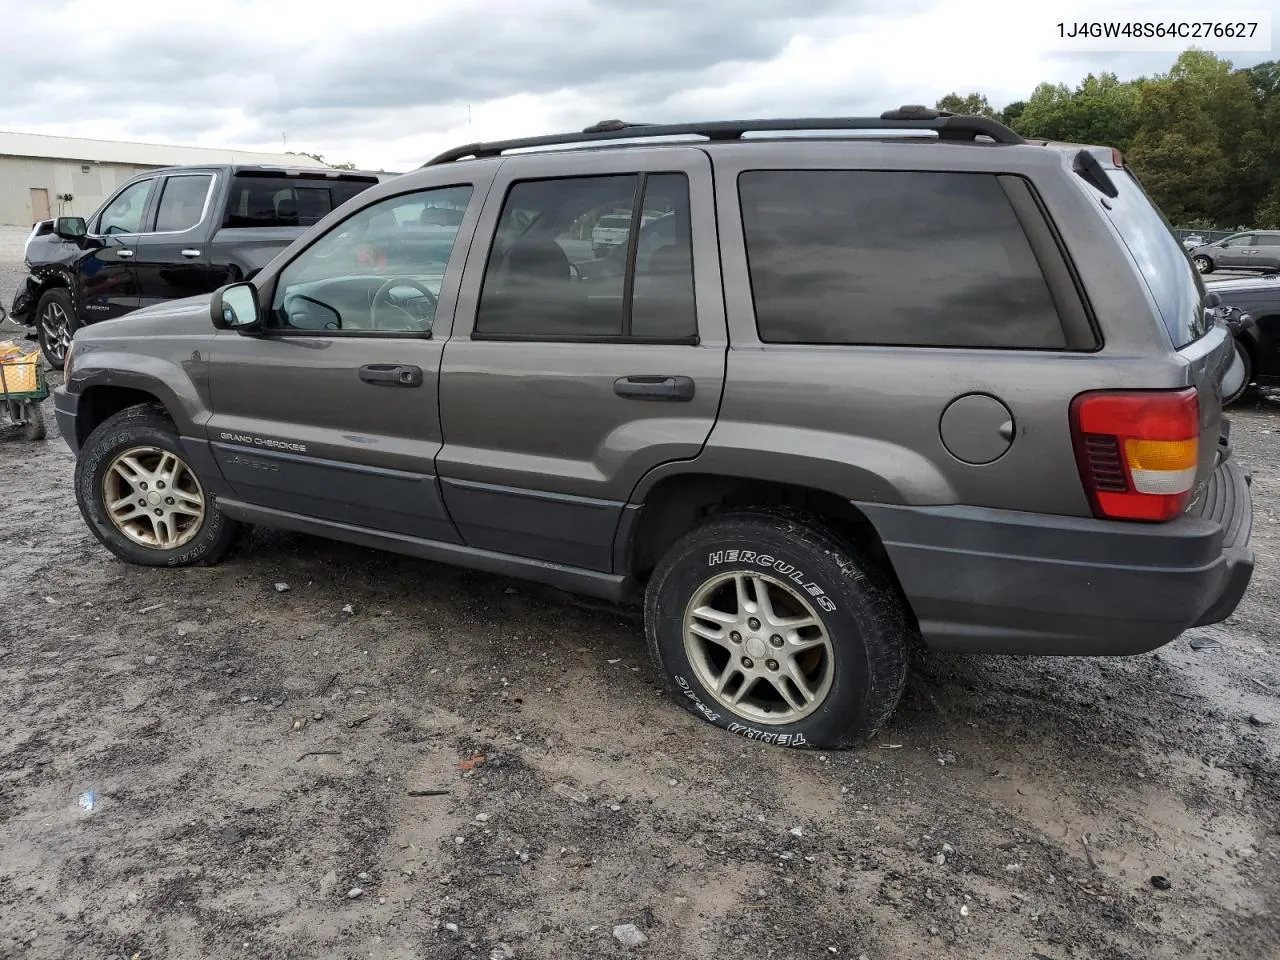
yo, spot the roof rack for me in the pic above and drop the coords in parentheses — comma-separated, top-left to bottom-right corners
(423, 106, 1025, 166)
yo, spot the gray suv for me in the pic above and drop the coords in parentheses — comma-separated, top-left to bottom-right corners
(53, 109, 1255, 749)
(1190, 231, 1280, 275)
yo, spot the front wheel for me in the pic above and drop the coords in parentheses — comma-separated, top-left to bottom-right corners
(1193, 256, 1213, 274)
(645, 509, 910, 749)
(35, 288, 77, 369)
(74, 404, 240, 567)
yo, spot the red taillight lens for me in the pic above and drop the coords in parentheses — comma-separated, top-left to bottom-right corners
(1111, 148, 1125, 168)
(1070, 388, 1200, 522)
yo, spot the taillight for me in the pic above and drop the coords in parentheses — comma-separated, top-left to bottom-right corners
(1070, 388, 1200, 522)
(1111, 148, 1125, 168)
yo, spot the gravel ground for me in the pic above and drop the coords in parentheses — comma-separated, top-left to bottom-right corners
(1, 227, 1278, 960)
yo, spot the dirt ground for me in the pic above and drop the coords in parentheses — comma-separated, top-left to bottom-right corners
(1, 236, 1278, 960)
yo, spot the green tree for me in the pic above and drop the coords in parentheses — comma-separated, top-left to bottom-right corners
(935, 92, 995, 117)
(998, 100, 1026, 128)
(1011, 74, 1139, 149)
(288, 150, 357, 170)
(1127, 50, 1257, 224)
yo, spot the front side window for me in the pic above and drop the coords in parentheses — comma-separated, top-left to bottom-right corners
(269, 185, 473, 335)
(739, 170, 1066, 349)
(1222, 234, 1255, 248)
(475, 172, 695, 340)
(97, 179, 154, 235)
(154, 175, 213, 232)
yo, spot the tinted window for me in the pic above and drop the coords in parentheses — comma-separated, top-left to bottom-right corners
(223, 175, 372, 228)
(154, 174, 213, 232)
(476, 173, 695, 340)
(1222, 234, 1255, 248)
(1102, 169, 1206, 348)
(270, 185, 473, 335)
(739, 170, 1065, 349)
(97, 179, 153, 235)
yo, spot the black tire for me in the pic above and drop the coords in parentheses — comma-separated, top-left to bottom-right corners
(644, 508, 910, 749)
(74, 404, 240, 567)
(21, 402, 46, 441)
(1193, 256, 1213, 275)
(1222, 337, 1253, 407)
(35, 288, 77, 369)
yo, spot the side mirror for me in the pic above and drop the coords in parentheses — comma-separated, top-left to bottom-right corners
(54, 216, 87, 240)
(211, 282, 262, 332)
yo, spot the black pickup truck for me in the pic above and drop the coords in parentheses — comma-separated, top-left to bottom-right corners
(10, 164, 381, 366)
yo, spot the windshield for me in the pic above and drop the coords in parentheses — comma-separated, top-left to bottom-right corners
(1101, 168, 1206, 348)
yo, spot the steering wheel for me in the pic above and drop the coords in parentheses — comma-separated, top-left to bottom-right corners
(371, 277, 438, 331)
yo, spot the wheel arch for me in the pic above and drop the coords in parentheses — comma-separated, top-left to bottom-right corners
(72, 366, 202, 450)
(621, 472, 913, 625)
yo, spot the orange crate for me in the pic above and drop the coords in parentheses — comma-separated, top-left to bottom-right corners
(0, 353, 41, 396)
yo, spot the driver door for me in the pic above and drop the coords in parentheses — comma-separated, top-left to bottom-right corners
(1218, 233, 1255, 269)
(205, 182, 483, 542)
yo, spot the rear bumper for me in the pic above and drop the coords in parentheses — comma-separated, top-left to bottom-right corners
(860, 457, 1254, 656)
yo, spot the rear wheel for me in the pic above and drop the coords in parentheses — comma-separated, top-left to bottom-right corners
(645, 509, 910, 749)
(36, 288, 77, 369)
(75, 404, 240, 567)
(1193, 256, 1213, 274)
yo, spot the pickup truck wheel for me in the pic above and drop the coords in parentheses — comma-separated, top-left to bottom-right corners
(36, 289, 77, 369)
(645, 509, 910, 749)
(75, 405, 239, 567)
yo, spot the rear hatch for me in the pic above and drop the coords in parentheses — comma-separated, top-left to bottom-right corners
(1093, 154, 1233, 504)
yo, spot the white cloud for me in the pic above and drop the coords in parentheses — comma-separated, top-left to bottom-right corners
(0, 0, 1272, 171)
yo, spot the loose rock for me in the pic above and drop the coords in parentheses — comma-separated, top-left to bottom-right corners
(1248, 713, 1273, 727)
(143, 656, 158, 666)
(613, 924, 648, 948)
(274, 582, 290, 593)
(347, 887, 363, 899)
(1150, 875, 1172, 890)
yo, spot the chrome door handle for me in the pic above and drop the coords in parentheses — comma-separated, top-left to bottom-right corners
(116, 249, 133, 258)
(180, 249, 201, 259)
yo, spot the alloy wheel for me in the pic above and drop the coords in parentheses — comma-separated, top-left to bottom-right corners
(40, 301, 72, 362)
(683, 570, 835, 724)
(102, 446, 206, 549)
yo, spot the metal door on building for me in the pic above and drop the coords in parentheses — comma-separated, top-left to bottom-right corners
(29, 188, 50, 222)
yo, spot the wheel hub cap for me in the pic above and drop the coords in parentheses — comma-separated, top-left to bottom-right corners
(682, 570, 835, 725)
(102, 445, 206, 549)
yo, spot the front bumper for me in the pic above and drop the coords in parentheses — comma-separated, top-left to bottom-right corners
(9, 279, 36, 327)
(860, 456, 1255, 656)
(53, 385, 80, 455)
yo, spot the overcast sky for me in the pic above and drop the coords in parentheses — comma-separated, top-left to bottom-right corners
(0, 0, 1274, 171)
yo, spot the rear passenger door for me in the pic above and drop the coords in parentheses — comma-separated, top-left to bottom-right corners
(132, 170, 219, 308)
(435, 148, 727, 572)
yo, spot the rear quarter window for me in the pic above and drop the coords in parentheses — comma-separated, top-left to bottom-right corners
(1100, 169, 1206, 348)
(739, 170, 1067, 349)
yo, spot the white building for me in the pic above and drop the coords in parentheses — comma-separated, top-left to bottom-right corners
(0, 131, 327, 227)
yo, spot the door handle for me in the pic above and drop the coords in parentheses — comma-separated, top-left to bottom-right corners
(116, 249, 134, 258)
(180, 249, 201, 259)
(359, 363, 423, 387)
(613, 375, 695, 401)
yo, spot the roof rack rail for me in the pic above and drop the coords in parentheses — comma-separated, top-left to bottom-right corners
(422, 106, 1025, 165)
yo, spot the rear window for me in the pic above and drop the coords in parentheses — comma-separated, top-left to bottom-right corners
(1101, 169, 1206, 348)
(739, 170, 1066, 349)
(222, 175, 372, 229)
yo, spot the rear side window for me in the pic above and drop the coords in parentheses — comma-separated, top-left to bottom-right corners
(739, 170, 1066, 349)
(1101, 169, 1206, 348)
(222, 175, 372, 228)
